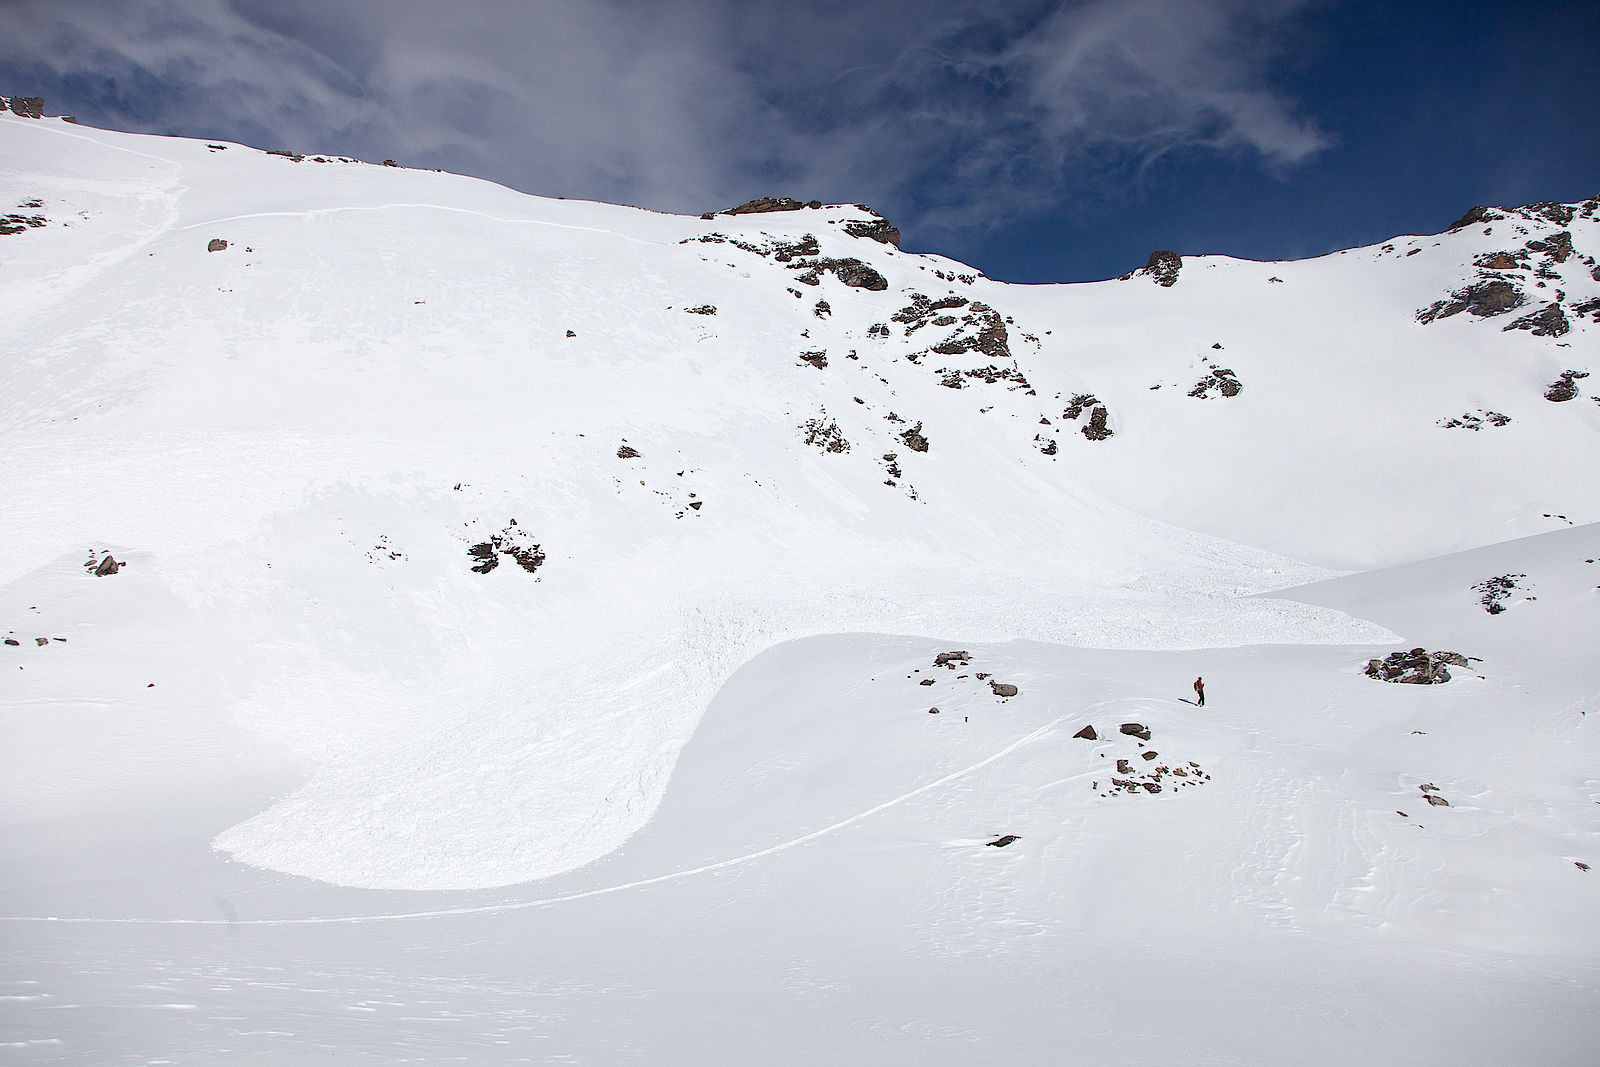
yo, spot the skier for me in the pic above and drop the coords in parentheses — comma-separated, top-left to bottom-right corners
(1193, 676, 1205, 707)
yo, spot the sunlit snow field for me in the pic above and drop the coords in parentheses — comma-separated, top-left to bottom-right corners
(2, 112, 1597, 1064)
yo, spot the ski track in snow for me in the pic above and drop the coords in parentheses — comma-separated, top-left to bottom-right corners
(0, 698, 1127, 927)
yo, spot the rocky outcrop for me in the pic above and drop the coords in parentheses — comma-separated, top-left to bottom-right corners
(1188, 366, 1242, 399)
(1437, 410, 1511, 430)
(1364, 648, 1470, 684)
(1124, 250, 1181, 286)
(1545, 370, 1589, 402)
(1474, 573, 1528, 612)
(801, 416, 850, 453)
(5, 96, 44, 119)
(1504, 302, 1569, 337)
(207, 238, 228, 252)
(843, 218, 901, 247)
(1448, 205, 1504, 232)
(715, 197, 822, 217)
(467, 522, 546, 575)
(1416, 279, 1525, 324)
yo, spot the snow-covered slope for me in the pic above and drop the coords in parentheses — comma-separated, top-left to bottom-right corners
(2, 109, 1597, 1064)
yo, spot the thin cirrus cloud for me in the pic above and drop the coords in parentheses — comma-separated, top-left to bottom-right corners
(0, 0, 1327, 232)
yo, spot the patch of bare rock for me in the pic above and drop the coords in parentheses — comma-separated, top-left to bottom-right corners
(1364, 648, 1473, 684)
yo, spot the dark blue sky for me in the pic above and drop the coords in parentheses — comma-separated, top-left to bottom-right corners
(3, 0, 1594, 283)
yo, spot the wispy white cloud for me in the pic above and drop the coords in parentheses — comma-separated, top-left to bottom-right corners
(0, 0, 1329, 233)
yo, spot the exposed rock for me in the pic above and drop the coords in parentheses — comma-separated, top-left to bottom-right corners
(1073, 724, 1098, 740)
(1128, 249, 1181, 286)
(1416, 279, 1526, 323)
(685, 304, 716, 315)
(0, 210, 47, 236)
(1544, 369, 1589, 402)
(1522, 202, 1575, 226)
(799, 350, 828, 369)
(986, 835, 1020, 848)
(617, 445, 641, 459)
(1364, 648, 1471, 684)
(920, 678, 935, 686)
(842, 218, 902, 247)
(1474, 573, 1526, 613)
(207, 238, 228, 252)
(1117, 759, 1134, 774)
(1424, 794, 1451, 807)
(801, 417, 850, 453)
(1475, 251, 1526, 270)
(899, 422, 929, 453)
(7, 96, 44, 119)
(815, 257, 887, 291)
(1189, 367, 1242, 399)
(814, 299, 831, 318)
(935, 651, 971, 667)
(1571, 297, 1600, 322)
(468, 524, 547, 576)
(1119, 722, 1152, 741)
(1437, 410, 1511, 430)
(93, 555, 120, 576)
(990, 681, 1018, 698)
(1504, 302, 1569, 337)
(1525, 231, 1574, 263)
(722, 197, 811, 215)
(1447, 205, 1504, 232)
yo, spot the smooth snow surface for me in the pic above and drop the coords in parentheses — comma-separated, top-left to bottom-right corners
(3, 113, 1597, 1063)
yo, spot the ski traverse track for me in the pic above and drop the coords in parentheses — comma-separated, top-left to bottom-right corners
(0, 698, 1131, 927)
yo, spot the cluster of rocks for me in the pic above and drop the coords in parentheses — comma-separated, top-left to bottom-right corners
(1364, 648, 1471, 684)
(467, 520, 546, 576)
(898, 421, 929, 453)
(82, 550, 121, 576)
(892, 294, 1015, 366)
(1449, 199, 1600, 233)
(1121, 250, 1182, 287)
(1545, 369, 1590, 402)
(1, 197, 48, 237)
(4, 635, 65, 648)
(799, 350, 828, 369)
(1062, 394, 1114, 440)
(697, 199, 904, 249)
(3, 95, 44, 119)
(687, 230, 888, 291)
(1505, 302, 1570, 338)
(704, 197, 823, 219)
(1188, 365, 1243, 400)
(1437, 409, 1512, 430)
(918, 651, 1021, 710)
(684, 304, 716, 315)
(800, 416, 850, 453)
(1417, 783, 1451, 808)
(1074, 721, 1210, 796)
(1420, 198, 1600, 334)
(1417, 279, 1526, 324)
(1473, 573, 1527, 614)
(841, 217, 901, 247)
(366, 535, 404, 563)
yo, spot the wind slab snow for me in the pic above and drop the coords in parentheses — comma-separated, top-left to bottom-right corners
(2, 108, 1598, 1064)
